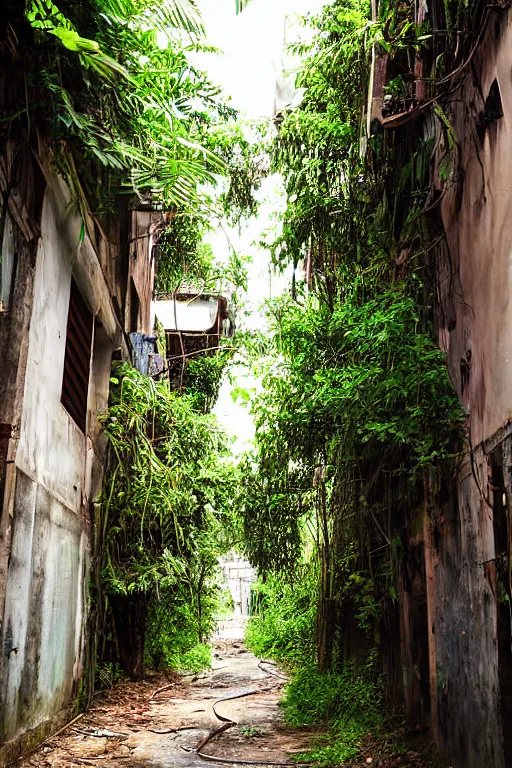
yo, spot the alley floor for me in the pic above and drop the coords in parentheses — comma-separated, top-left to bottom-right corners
(15, 623, 448, 768)
(17, 629, 315, 768)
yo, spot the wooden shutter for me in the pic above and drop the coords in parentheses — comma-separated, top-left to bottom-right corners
(61, 279, 93, 432)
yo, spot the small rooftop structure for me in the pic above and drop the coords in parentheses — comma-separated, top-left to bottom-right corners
(154, 292, 233, 389)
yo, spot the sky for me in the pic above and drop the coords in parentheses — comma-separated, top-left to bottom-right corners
(193, 0, 328, 454)
(196, 0, 325, 119)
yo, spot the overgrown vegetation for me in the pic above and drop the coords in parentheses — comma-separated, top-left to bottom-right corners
(2, 0, 264, 235)
(284, 661, 383, 765)
(241, 0, 463, 674)
(0, 0, 262, 690)
(92, 362, 238, 680)
(238, 0, 479, 762)
(4, 0, 483, 761)
(246, 569, 317, 668)
(246, 572, 384, 764)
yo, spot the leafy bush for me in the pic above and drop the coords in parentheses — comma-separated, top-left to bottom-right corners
(245, 569, 317, 668)
(245, 567, 383, 766)
(283, 657, 383, 766)
(177, 643, 212, 673)
(97, 362, 238, 677)
(145, 594, 208, 671)
(283, 659, 382, 727)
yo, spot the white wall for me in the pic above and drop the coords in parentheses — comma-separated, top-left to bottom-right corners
(1, 175, 121, 744)
(220, 556, 256, 616)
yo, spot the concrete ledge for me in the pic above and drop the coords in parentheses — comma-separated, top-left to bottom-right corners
(0, 705, 75, 766)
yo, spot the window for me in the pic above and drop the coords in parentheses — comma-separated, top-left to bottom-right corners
(61, 279, 93, 432)
(0, 210, 15, 311)
(477, 79, 503, 142)
(130, 278, 140, 332)
(484, 79, 503, 122)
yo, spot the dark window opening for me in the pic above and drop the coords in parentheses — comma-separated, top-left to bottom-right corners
(477, 79, 503, 141)
(130, 278, 140, 333)
(484, 79, 503, 121)
(460, 348, 472, 393)
(61, 279, 93, 433)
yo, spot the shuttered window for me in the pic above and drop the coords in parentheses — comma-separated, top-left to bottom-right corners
(0, 211, 15, 311)
(61, 279, 93, 432)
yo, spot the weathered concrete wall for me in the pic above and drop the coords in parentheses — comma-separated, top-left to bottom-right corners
(0, 142, 44, 638)
(425, 463, 503, 767)
(126, 210, 158, 334)
(439, 11, 512, 443)
(0, 173, 123, 753)
(427, 9, 512, 767)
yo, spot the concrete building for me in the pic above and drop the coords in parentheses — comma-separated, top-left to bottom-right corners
(366, 7, 512, 767)
(0, 143, 158, 761)
(154, 291, 233, 391)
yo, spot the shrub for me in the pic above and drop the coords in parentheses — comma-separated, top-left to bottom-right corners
(282, 656, 383, 766)
(245, 569, 317, 668)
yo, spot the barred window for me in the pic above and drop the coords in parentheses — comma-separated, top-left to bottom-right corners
(61, 279, 93, 432)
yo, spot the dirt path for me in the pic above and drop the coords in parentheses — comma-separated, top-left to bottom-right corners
(19, 631, 314, 768)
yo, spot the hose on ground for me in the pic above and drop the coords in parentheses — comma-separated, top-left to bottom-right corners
(257, 660, 288, 682)
(195, 666, 312, 766)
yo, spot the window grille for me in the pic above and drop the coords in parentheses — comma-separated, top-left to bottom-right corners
(61, 279, 93, 432)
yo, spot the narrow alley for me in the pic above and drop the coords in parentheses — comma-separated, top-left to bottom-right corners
(18, 627, 314, 768)
(2, 1, 512, 767)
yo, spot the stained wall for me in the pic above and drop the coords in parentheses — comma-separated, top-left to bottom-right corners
(427, 8, 512, 767)
(0, 173, 124, 756)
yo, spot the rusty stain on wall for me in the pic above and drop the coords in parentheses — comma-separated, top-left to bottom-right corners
(0, 149, 156, 760)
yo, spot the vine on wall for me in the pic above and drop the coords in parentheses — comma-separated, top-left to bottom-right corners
(239, 0, 467, 681)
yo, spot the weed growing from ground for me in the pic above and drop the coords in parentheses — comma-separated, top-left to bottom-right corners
(282, 660, 383, 765)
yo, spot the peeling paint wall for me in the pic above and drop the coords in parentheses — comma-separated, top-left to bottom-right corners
(427, 9, 512, 767)
(0, 153, 157, 757)
(126, 210, 157, 334)
(0, 172, 127, 755)
(440, 11, 512, 446)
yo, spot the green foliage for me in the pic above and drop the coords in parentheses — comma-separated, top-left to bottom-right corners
(261, 288, 462, 468)
(283, 655, 382, 728)
(245, 570, 317, 668)
(145, 592, 213, 672)
(3, 0, 263, 223)
(155, 214, 213, 296)
(95, 662, 123, 690)
(98, 361, 238, 675)
(101, 361, 237, 597)
(145, 591, 216, 670)
(178, 642, 212, 672)
(282, 657, 383, 766)
(22, 0, 224, 208)
(237, 0, 465, 692)
(183, 350, 234, 414)
(154, 209, 251, 301)
(239, 725, 265, 737)
(207, 121, 268, 224)
(239, 285, 462, 583)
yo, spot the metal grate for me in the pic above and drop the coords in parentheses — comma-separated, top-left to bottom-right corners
(61, 279, 93, 433)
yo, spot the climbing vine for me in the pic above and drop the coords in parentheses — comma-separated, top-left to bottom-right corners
(239, 0, 467, 687)
(94, 362, 238, 679)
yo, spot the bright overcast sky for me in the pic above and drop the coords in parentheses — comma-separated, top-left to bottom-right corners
(196, 0, 328, 453)
(197, 0, 327, 118)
